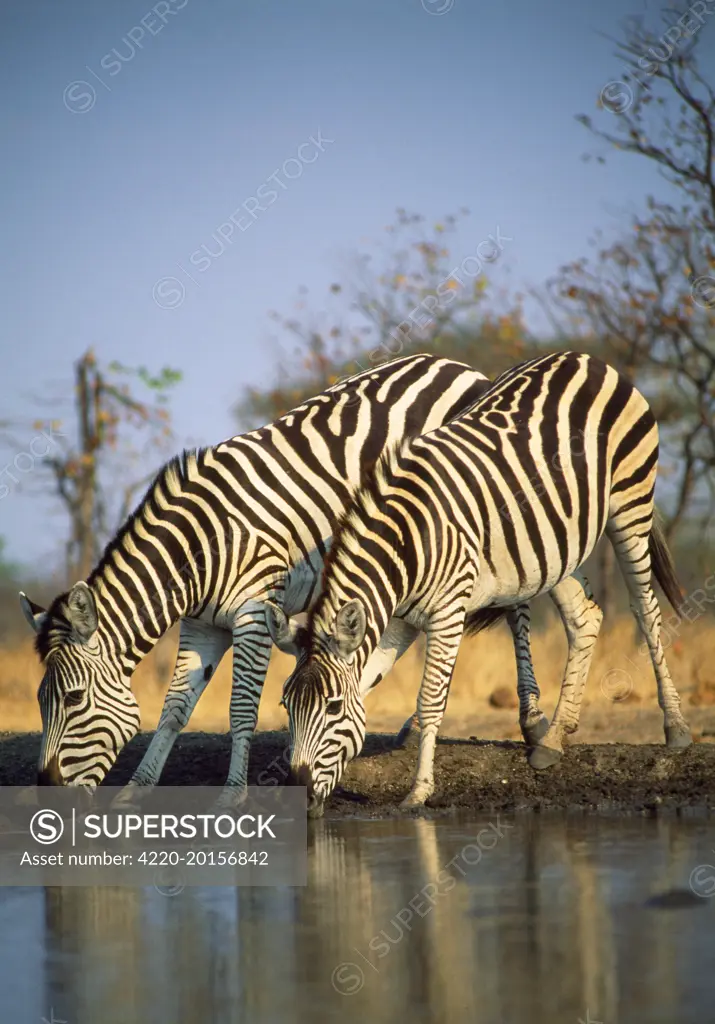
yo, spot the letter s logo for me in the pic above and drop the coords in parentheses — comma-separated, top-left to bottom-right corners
(30, 809, 65, 844)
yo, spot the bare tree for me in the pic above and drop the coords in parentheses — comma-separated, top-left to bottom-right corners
(582, 7, 715, 232)
(3, 350, 181, 583)
(544, 7, 715, 542)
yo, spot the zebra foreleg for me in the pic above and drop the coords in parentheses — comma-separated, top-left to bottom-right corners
(400, 617, 465, 809)
(112, 618, 231, 807)
(359, 617, 422, 749)
(529, 573, 603, 770)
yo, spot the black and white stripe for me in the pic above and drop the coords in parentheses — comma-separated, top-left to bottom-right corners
(22, 355, 495, 791)
(277, 351, 691, 815)
(21, 353, 598, 796)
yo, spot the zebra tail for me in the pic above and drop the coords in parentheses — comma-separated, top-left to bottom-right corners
(463, 606, 509, 637)
(649, 514, 685, 618)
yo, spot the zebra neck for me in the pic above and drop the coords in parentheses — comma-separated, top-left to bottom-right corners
(317, 523, 409, 665)
(88, 575, 184, 668)
(88, 541, 196, 666)
(84, 451, 219, 664)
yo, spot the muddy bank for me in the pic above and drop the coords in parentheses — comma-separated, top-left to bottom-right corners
(2, 730, 714, 814)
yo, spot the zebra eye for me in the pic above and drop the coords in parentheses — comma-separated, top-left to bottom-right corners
(279, 696, 287, 709)
(325, 696, 344, 711)
(64, 690, 84, 708)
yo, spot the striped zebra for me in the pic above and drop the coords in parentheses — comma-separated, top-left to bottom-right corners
(19, 353, 597, 803)
(270, 350, 692, 816)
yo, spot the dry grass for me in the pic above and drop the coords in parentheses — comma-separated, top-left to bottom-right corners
(2, 614, 713, 740)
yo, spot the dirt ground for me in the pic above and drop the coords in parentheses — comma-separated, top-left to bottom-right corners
(3, 728, 714, 815)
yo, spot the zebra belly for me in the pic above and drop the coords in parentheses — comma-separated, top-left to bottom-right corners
(465, 549, 592, 610)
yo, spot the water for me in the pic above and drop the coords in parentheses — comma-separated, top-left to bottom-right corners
(1, 813, 713, 1024)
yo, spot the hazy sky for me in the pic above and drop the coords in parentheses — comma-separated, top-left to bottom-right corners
(0, 0, 694, 572)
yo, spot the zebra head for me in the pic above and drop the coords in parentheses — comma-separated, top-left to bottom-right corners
(20, 583, 141, 788)
(266, 599, 368, 818)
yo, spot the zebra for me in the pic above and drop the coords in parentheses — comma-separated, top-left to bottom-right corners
(269, 350, 692, 816)
(20, 353, 598, 803)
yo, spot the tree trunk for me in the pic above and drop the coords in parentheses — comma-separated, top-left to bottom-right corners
(70, 354, 98, 581)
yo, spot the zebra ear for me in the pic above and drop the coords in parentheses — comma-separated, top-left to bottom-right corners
(265, 601, 307, 655)
(333, 600, 367, 658)
(19, 592, 47, 634)
(66, 582, 98, 643)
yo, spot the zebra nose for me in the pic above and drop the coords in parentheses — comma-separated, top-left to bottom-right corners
(290, 764, 315, 800)
(37, 756, 64, 786)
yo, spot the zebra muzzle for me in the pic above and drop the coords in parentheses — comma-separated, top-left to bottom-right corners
(289, 764, 326, 818)
(290, 764, 315, 800)
(37, 756, 64, 786)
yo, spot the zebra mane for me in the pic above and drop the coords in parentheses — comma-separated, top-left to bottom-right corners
(310, 441, 410, 632)
(34, 448, 205, 660)
(34, 596, 74, 660)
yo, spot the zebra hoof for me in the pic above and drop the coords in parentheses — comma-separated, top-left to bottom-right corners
(393, 725, 420, 750)
(389, 716, 417, 749)
(528, 744, 563, 771)
(522, 715, 550, 747)
(213, 786, 249, 813)
(399, 789, 430, 810)
(111, 784, 150, 809)
(665, 725, 692, 750)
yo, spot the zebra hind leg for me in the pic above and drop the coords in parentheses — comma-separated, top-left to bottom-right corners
(529, 573, 603, 771)
(606, 517, 691, 750)
(396, 596, 564, 751)
(398, 575, 603, 759)
(506, 603, 550, 747)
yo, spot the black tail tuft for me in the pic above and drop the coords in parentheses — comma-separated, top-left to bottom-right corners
(649, 513, 684, 618)
(463, 606, 509, 637)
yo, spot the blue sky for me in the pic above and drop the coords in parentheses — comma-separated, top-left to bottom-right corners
(0, 0, 689, 572)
